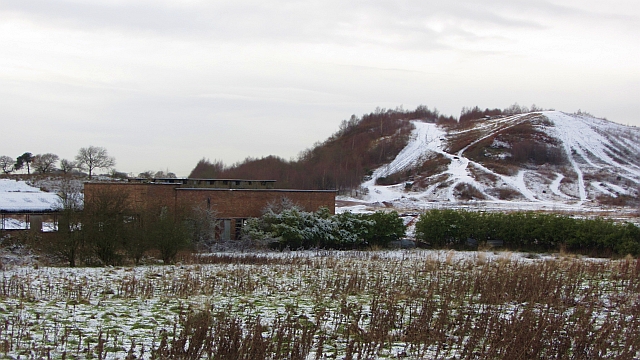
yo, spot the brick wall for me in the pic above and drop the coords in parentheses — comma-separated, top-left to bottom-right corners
(84, 183, 335, 218)
(84, 182, 178, 212)
(175, 189, 336, 218)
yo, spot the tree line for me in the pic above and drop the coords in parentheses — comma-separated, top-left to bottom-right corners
(190, 105, 455, 192)
(459, 103, 548, 123)
(189, 103, 556, 192)
(0, 146, 115, 178)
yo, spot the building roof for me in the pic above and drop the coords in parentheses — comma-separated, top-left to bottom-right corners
(0, 179, 59, 213)
(123, 178, 279, 189)
(175, 188, 337, 192)
(128, 178, 276, 183)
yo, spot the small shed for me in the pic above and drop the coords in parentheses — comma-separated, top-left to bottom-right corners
(0, 179, 60, 231)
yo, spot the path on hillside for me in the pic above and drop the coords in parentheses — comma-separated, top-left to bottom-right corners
(364, 116, 538, 203)
(358, 111, 640, 207)
(446, 114, 537, 201)
(550, 173, 572, 199)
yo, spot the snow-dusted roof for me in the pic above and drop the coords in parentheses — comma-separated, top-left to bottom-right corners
(0, 179, 60, 212)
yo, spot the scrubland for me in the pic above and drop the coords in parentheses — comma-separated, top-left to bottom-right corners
(1, 250, 639, 359)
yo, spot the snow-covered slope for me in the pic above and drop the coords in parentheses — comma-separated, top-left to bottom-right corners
(0, 179, 60, 212)
(339, 111, 640, 213)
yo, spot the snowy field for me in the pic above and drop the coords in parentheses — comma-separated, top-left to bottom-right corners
(1, 250, 638, 359)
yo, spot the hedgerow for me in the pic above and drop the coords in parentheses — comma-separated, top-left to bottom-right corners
(243, 208, 405, 250)
(415, 209, 640, 256)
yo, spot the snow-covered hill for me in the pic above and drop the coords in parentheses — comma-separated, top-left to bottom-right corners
(339, 111, 640, 214)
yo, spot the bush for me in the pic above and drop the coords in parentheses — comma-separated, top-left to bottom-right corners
(243, 208, 405, 250)
(82, 187, 131, 265)
(148, 208, 191, 264)
(414, 209, 477, 247)
(359, 211, 406, 247)
(243, 207, 363, 249)
(415, 209, 640, 256)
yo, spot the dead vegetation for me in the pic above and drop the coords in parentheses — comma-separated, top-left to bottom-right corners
(0, 252, 639, 358)
(468, 164, 499, 184)
(454, 183, 487, 200)
(416, 154, 451, 178)
(414, 173, 449, 191)
(376, 153, 453, 187)
(453, 119, 567, 177)
(488, 187, 524, 200)
(597, 194, 637, 207)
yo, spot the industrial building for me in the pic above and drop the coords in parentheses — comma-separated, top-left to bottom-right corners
(83, 178, 336, 240)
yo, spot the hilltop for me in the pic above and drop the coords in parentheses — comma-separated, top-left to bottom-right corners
(190, 106, 455, 191)
(190, 106, 640, 212)
(343, 111, 640, 213)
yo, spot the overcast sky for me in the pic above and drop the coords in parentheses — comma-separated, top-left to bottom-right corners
(1, 1, 638, 177)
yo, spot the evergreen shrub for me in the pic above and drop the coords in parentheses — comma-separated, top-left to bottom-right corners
(243, 208, 405, 250)
(415, 209, 640, 256)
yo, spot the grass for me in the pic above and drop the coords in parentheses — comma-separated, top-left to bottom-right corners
(0, 250, 639, 359)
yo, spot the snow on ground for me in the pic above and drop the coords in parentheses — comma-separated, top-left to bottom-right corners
(550, 173, 571, 199)
(0, 179, 60, 212)
(347, 116, 555, 211)
(544, 111, 640, 202)
(357, 117, 547, 207)
(0, 250, 630, 359)
(545, 112, 640, 177)
(338, 112, 640, 219)
(370, 121, 445, 180)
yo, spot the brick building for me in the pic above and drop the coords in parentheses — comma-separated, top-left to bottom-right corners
(83, 178, 336, 240)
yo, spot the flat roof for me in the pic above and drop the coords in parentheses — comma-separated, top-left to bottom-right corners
(0, 179, 60, 213)
(176, 188, 337, 193)
(128, 178, 277, 182)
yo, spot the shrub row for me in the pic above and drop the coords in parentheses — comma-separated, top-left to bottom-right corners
(415, 209, 640, 256)
(243, 208, 405, 250)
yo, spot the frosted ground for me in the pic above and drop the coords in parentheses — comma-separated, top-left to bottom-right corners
(1, 250, 638, 359)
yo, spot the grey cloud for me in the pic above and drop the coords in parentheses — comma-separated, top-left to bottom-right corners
(6, 0, 633, 54)
(0, 0, 557, 47)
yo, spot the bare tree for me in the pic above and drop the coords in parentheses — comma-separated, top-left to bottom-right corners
(0, 156, 14, 174)
(138, 170, 155, 179)
(46, 178, 85, 266)
(56, 178, 84, 211)
(33, 153, 59, 173)
(75, 146, 116, 179)
(109, 169, 128, 179)
(154, 170, 177, 178)
(59, 159, 77, 174)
